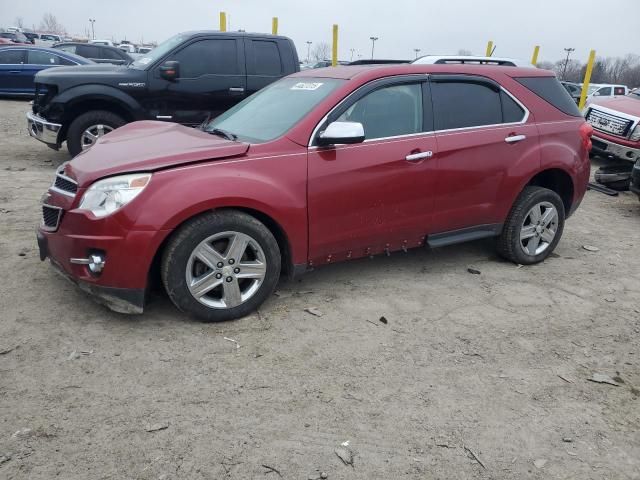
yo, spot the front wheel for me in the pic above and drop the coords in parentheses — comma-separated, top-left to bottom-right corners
(497, 186, 565, 265)
(66, 110, 125, 156)
(161, 211, 281, 322)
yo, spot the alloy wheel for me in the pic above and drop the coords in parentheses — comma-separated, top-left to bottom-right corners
(185, 231, 267, 309)
(519, 201, 558, 256)
(81, 124, 114, 150)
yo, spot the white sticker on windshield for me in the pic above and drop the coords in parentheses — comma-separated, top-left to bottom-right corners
(138, 57, 152, 65)
(291, 82, 324, 91)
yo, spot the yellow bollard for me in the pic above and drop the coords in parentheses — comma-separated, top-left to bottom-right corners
(531, 45, 540, 66)
(272, 17, 278, 35)
(219, 12, 226, 32)
(332, 24, 338, 67)
(485, 40, 493, 57)
(578, 50, 597, 111)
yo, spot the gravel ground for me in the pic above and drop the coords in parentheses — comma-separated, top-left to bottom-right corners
(0, 98, 639, 480)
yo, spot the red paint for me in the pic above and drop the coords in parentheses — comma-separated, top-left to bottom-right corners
(40, 64, 590, 297)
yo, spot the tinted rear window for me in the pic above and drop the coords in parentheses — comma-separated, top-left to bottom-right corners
(515, 77, 581, 117)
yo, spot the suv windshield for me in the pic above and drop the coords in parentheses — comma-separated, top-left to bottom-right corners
(130, 34, 186, 69)
(206, 78, 345, 143)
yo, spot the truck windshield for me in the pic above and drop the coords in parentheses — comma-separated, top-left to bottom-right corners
(130, 34, 186, 69)
(206, 78, 345, 143)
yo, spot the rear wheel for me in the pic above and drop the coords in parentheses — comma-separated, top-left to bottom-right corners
(161, 211, 281, 322)
(66, 110, 125, 156)
(497, 186, 565, 265)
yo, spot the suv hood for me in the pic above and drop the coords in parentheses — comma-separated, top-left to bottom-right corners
(35, 64, 143, 89)
(589, 96, 640, 117)
(67, 121, 249, 186)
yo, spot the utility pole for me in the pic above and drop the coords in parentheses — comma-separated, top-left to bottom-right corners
(350, 48, 355, 61)
(306, 41, 312, 62)
(89, 18, 95, 39)
(562, 48, 575, 80)
(414, 48, 421, 59)
(369, 36, 378, 59)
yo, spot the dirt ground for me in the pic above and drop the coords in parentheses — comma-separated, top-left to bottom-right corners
(0, 98, 639, 480)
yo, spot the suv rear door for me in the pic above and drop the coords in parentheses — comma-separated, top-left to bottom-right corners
(147, 36, 246, 125)
(428, 75, 539, 235)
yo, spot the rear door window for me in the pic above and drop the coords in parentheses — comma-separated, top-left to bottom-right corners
(27, 50, 65, 65)
(515, 76, 582, 117)
(249, 40, 282, 76)
(76, 44, 100, 59)
(431, 80, 502, 130)
(100, 47, 124, 61)
(597, 87, 612, 96)
(501, 91, 526, 123)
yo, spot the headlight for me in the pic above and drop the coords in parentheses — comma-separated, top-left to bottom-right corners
(630, 124, 640, 142)
(78, 173, 151, 218)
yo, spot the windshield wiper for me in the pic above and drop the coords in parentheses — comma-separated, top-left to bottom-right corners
(207, 127, 237, 141)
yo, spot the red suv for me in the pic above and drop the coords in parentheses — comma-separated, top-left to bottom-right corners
(37, 64, 593, 321)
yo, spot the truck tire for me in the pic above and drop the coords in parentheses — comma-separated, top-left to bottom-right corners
(496, 186, 565, 265)
(66, 110, 125, 157)
(161, 210, 281, 322)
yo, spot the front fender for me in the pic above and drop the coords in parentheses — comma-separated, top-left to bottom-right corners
(53, 84, 144, 120)
(132, 154, 309, 265)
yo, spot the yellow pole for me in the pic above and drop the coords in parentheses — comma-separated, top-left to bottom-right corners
(332, 24, 338, 66)
(485, 40, 493, 57)
(272, 17, 278, 35)
(531, 45, 540, 66)
(578, 49, 597, 111)
(219, 12, 227, 32)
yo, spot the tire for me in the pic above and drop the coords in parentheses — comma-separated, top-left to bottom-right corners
(66, 110, 125, 157)
(497, 186, 565, 265)
(161, 210, 281, 322)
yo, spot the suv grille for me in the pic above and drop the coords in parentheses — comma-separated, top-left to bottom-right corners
(42, 205, 63, 231)
(586, 108, 633, 137)
(52, 165, 78, 196)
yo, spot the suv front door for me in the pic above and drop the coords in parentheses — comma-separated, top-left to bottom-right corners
(428, 75, 539, 235)
(147, 37, 246, 125)
(308, 78, 438, 265)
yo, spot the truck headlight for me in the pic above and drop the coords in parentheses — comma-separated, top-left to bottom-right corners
(78, 173, 151, 218)
(630, 124, 640, 142)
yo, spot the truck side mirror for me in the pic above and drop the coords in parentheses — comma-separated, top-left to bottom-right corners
(159, 61, 180, 81)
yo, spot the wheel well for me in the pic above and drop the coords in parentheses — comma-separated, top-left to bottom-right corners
(148, 207, 294, 292)
(60, 99, 134, 142)
(527, 169, 574, 213)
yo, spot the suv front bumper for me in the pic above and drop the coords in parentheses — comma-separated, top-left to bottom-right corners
(27, 111, 61, 149)
(591, 134, 640, 162)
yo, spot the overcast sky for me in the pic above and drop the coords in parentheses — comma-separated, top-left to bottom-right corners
(2, 0, 639, 63)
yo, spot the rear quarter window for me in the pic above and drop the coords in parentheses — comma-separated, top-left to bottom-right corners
(515, 76, 581, 117)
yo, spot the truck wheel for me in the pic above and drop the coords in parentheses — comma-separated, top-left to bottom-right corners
(66, 110, 125, 156)
(161, 210, 281, 322)
(496, 186, 565, 265)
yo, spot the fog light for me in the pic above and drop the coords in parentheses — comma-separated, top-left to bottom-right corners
(70, 253, 106, 273)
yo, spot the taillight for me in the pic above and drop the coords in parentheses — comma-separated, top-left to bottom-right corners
(579, 122, 593, 151)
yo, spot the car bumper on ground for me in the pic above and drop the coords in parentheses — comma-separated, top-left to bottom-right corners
(591, 134, 640, 162)
(27, 111, 61, 148)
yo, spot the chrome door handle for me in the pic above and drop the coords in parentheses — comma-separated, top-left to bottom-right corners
(229, 87, 245, 93)
(405, 151, 433, 162)
(505, 134, 526, 143)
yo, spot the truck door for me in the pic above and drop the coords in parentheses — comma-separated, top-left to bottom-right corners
(148, 36, 247, 126)
(245, 38, 286, 96)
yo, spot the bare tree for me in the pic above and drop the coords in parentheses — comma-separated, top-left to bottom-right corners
(39, 13, 66, 34)
(311, 42, 330, 61)
(14, 17, 25, 29)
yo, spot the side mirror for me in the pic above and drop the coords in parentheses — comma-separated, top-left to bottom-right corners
(159, 61, 180, 81)
(317, 121, 365, 146)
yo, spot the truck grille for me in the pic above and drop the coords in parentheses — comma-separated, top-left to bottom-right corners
(586, 108, 633, 137)
(42, 205, 63, 231)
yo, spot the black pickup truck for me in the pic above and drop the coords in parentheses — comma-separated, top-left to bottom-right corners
(27, 31, 299, 156)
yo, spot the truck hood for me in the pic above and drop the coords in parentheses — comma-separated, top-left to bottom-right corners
(67, 121, 250, 186)
(589, 96, 640, 118)
(35, 64, 144, 89)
